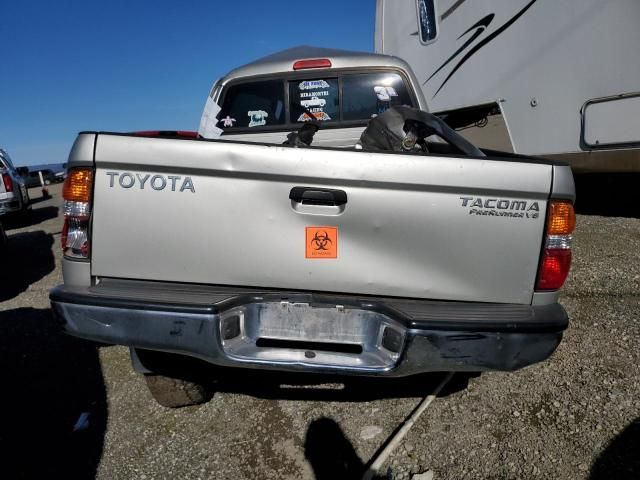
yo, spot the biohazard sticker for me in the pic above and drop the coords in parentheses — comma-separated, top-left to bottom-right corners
(305, 226, 338, 259)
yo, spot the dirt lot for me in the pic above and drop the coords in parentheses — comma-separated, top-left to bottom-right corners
(1, 179, 638, 479)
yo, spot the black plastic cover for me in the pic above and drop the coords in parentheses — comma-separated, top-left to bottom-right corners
(359, 106, 485, 157)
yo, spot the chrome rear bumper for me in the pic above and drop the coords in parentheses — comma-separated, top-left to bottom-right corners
(50, 280, 568, 375)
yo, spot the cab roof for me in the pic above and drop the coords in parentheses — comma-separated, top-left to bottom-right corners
(220, 45, 414, 82)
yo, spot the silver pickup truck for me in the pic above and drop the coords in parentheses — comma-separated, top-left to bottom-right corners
(50, 49, 575, 408)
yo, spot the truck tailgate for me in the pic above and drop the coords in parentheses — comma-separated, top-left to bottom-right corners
(91, 135, 551, 304)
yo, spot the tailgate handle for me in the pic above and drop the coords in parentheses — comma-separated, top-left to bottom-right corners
(289, 187, 347, 206)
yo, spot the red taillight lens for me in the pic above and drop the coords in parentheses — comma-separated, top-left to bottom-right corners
(293, 58, 332, 70)
(536, 201, 576, 291)
(62, 167, 93, 258)
(2, 174, 13, 192)
(537, 249, 572, 290)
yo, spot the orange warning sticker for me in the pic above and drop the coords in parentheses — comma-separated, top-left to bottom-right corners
(305, 226, 338, 259)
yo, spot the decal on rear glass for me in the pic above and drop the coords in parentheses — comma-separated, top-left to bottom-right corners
(294, 79, 336, 123)
(300, 97, 326, 108)
(299, 80, 330, 90)
(298, 111, 332, 122)
(219, 115, 236, 127)
(374, 86, 398, 101)
(248, 110, 268, 127)
(305, 226, 338, 259)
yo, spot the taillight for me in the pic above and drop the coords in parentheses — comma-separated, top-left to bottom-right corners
(293, 58, 332, 70)
(2, 173, 13, 192)
(536, 201, 576, 290)
(62, 168, 93, 258)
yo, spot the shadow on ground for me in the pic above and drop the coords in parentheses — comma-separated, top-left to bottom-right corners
(305, 417, 387, 480)
(590, 418, 640, 480)
(4, 205, 59, 231)
(205, 365, 469, 478)
(0, 230, 55, 302)
(213, 368, 473, 402)
(0, 308, 107, 479)
(574, 173, 640, 218)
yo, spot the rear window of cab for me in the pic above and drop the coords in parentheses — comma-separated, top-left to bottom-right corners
(217, 71, 415, 131)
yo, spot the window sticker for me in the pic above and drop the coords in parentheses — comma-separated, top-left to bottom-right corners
(299, 80, 330, 90)
(291, 78, 338, 123)
(301, 97, 326, 109)
(219, 115, 236, 128)
(374, 86, 391, 102)
(374, 86, 399, 102)
(297, 111, 332, 122)
(248, 110, 268, 127)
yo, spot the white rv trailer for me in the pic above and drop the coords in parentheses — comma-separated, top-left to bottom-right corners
(376, 0, 640, 172)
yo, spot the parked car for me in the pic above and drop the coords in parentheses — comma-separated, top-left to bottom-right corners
(0, 150, 30, 216)
(19, 168, 60, 188)
(51, 48, 575, 409)
(54, 169, 66, 183)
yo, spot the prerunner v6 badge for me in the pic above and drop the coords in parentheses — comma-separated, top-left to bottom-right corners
(305, 226, 338, 259)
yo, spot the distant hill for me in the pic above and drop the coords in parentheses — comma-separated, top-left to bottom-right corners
(22, 162, 66, 173)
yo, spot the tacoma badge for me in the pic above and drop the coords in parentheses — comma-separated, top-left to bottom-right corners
(460, 196, 539, 219)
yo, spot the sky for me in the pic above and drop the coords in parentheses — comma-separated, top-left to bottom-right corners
(0, 1, 375, 166)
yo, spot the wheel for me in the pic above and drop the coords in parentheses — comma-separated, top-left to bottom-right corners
(144, 373, 214, 408)
(134, 349, 215, 407)
(44, 179, 51, 185)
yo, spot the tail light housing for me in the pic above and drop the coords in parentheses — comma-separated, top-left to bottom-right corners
(536, 200, 576, 290)
(61, 168, 93, 258)
(2, 173, 13, 192)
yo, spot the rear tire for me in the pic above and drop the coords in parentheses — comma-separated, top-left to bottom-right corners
(144, 373, 213, 408)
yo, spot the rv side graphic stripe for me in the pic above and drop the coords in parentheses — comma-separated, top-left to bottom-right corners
(430, 0, 539, 98)
(441, 0, 468, 21)
(424, 14, 494, 85)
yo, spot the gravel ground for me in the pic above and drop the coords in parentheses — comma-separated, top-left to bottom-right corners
(1, 179, 638, 479)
